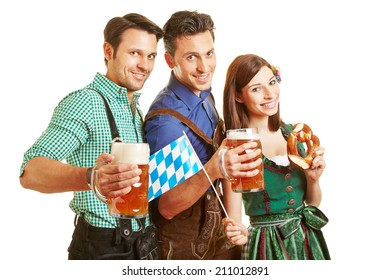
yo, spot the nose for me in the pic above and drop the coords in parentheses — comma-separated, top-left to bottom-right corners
(196, 57, 208, 72)
(262, 85, 274, 98)
(137, 56, 152, 72)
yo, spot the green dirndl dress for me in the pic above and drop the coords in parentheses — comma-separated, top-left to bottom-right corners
(241, 123, 330, 260)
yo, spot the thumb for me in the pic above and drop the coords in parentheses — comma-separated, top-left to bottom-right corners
(96, 152, 114, 165)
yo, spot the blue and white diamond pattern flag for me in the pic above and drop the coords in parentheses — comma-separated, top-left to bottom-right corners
(148, 133, 202, 201)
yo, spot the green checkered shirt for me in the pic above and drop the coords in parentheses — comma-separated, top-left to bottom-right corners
(20, 72, 149, 230)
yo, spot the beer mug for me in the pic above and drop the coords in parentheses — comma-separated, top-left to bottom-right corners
(92, 141, 150, 219)
(225, 128, 264, 193)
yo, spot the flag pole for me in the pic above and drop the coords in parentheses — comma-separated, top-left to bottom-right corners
(182, 132, 229, 218)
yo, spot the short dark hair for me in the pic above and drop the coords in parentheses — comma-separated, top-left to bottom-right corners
(163, 10, 215, 56)
(103, 13, 163, 65)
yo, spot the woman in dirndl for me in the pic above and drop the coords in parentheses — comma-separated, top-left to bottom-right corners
(220, 54, 330, 260)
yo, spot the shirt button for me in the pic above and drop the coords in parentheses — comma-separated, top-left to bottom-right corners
(123, 106, 128, 110)
(285, 186, 293, 192)
(284, 173, 291, 180)
(123, 229, 130, 236)
(288, 199, 295, 205)
(287, 208, 294, 213)
(206, 194, 211, 200)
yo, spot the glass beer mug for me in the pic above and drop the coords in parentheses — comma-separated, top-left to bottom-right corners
(225, 128, 264, 193)
(91, 140, 150, 219)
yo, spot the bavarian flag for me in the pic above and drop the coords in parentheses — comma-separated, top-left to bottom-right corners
(148, 133, 202, 201)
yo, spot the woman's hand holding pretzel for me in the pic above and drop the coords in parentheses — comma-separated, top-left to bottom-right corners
(287, 123, 326, 199)
(304, 146, 326, 183)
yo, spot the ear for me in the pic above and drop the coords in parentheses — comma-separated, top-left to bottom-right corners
(164, 52, 174, 69)
(103, 42, 113, 62)
(235, 96, 244, 103)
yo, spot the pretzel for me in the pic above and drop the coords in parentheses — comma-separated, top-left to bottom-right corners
(287, 123, 320, 169)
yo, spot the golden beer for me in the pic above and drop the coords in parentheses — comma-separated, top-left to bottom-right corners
(108, 164, 149, 218)
(109, 142, 150, 218)
(226, 128, 264, 193)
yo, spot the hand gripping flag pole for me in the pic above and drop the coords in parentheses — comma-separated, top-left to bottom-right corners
(148, 131, 229, 218)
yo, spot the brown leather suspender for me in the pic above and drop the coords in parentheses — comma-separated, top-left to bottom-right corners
(143, 108, 213, 145)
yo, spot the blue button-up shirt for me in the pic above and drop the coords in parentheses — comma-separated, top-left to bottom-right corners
(144, 73, 219, 165)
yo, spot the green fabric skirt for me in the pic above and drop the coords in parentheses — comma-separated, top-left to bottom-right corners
(242, 205, 330, 260)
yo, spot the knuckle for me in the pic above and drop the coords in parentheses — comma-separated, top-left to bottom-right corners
(113, 173, 123, 183)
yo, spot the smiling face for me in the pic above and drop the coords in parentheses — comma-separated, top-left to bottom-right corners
(236, 66, 280, 119)
(104, 28, 158, 97)
(165, 31, 216, 96)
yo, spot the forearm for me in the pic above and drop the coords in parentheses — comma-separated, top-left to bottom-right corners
(20, 157, 90, 193)
(305, 179, 322, 207)
(222, 180, 242, 222)
(304, 146, 325, 207)
(157, 139, 261, 220)
(158, 166, 219, 220)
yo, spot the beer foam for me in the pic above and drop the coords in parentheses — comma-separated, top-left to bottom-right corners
(111, 143, 149, 164)
(227, 131, 261, 140)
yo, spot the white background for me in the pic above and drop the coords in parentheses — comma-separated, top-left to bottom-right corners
(1, 0, 389, 279)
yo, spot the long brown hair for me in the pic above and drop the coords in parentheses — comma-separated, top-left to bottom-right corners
(222, 54, 281, 131)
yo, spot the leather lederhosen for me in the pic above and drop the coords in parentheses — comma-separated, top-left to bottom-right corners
(151, 190, 240, 260)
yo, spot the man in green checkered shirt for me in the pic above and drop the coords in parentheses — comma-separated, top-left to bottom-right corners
(19, 13, 163, 260)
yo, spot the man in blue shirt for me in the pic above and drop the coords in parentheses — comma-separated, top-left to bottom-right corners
(144, 10, 262, 260)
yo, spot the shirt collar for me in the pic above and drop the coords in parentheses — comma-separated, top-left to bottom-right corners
(167, 72, 212, 110)
(89, 72, 142, 105)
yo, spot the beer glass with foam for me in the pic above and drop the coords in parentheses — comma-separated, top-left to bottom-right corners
(92, 142, 150, 219)
(225, 128, 264, 193)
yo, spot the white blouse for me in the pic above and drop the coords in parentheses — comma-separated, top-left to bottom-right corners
(269, 154, 290, 167)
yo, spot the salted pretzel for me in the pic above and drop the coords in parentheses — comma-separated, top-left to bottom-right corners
(287, 123, 320, 169)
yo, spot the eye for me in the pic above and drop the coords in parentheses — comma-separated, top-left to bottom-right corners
(148, 54, 157, 60)
(207, 50, 214, 57)
(251, 86, 262, 93)
(187, 54, 196, 61)
(130, 51, 140, 56)
(269, 78, 277, 85)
